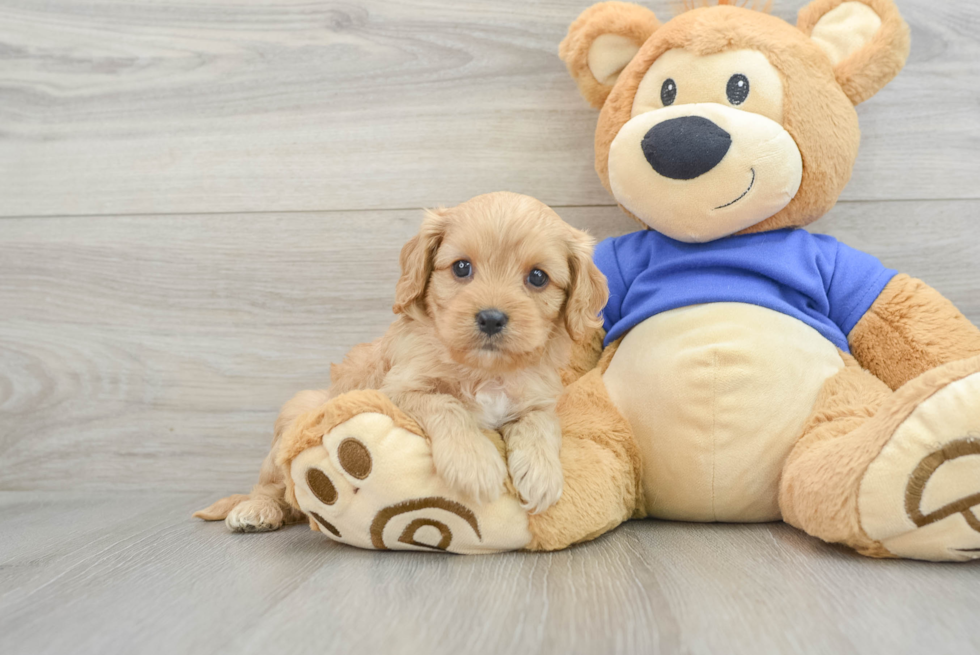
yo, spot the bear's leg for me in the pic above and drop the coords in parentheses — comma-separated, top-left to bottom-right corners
(280, 389, 533, 553)
(526, 366, 643, 551)
(281, 366, 642, 553)
(780, 354, 980, 561)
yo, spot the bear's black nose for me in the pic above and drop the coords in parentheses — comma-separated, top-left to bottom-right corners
(641, 116, 732, 180)
(476, 309, 508, 336)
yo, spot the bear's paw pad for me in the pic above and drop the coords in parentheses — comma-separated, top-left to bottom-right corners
(290, 412, 531, 554)
(860, 372, 980, 561)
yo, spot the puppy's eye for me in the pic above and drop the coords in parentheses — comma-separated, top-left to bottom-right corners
(451, 260, 472, 279)
(661, 78, 677, 106)
(526, 269, 549, 289)
(726, 74, 749, 105)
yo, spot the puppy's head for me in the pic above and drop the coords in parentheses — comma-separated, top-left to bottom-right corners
(393, 192, 608, 372)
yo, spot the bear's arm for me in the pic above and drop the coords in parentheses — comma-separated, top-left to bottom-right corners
(848, 273, 980, 390)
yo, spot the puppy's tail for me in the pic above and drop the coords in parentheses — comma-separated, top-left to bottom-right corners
(194, 389, 332, 521)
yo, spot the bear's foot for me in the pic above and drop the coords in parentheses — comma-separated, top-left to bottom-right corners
(281, 391, 532, 554)
(859, 359, 980, 561)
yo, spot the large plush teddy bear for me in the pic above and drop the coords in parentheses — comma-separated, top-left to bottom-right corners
(273, 0, 980, 560)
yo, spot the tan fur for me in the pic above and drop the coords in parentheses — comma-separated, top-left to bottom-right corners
(209, 0, 970, 561)
(550, 0, 980, 561)
(559, 2, 661, 109)
(594, 6, 863, 234)
(564, 1, 909, 235)
(380, 192, 607, 510)
(797, 0, 910, 105)
(195, 192, 608, 526)
(526, 366, 643, 550)
(778, 353, 892, 555)
(560, 325, 605, 386)
(849, 274, 980, 390)
(780, 354, 980, 557)
(192, 494, 251, 521)
(281, 367, 634, 549)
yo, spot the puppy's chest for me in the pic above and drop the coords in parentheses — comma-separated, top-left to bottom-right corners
(470, 386, 519, 431)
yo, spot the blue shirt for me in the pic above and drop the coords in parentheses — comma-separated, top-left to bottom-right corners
(594, 229, 897, 353)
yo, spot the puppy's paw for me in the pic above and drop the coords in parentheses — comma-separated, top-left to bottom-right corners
(508, 443, 563, 514)
(225, 496, 285, 533)
(431, 432, 507, 504)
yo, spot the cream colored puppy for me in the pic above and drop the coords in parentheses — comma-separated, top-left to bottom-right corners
(195, 192, 608, 530)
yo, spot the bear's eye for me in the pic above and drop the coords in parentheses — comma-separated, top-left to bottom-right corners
(726, 74, 750, 105)
(452, 260, 472, 279)
(660, 78, 677, 106)
(526, 268, 549, 289)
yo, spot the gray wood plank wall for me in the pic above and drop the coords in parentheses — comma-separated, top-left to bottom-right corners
(1, 0, 979, 495)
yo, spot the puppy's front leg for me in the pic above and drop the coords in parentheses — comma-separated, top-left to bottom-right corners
(502, 410, 563, 514)
(395, 391, 507, 503)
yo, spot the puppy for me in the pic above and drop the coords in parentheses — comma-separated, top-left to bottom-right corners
(195, 192, 608, 531)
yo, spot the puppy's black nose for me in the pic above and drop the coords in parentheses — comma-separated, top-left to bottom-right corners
(641, 116, 732, 180)
(476, 309, 508, 336)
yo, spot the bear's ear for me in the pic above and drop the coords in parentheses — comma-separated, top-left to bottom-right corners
(560, 2, 660, 109)
(798, 0, 910, 105)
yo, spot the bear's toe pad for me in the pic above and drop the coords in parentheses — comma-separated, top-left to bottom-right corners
(289, 411, 531, 554)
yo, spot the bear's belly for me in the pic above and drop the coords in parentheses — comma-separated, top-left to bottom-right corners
(603, 303, 845, 522)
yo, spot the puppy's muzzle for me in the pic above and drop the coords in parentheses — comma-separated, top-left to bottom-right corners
(641, 116, 732, 180)
(476, 309, 508, 336)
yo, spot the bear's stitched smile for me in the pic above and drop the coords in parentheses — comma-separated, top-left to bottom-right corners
(714, 168, 756, 210)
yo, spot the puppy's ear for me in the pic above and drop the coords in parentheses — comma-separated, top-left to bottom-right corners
(563, 228, 609, 343)
(393, 207, 450, 318)
(560, 2, 660, 109)
(798, 0, 910, 105)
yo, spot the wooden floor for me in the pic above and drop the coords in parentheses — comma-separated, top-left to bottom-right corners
(2, 492, 979, 655)
(1, 0, 979, 653)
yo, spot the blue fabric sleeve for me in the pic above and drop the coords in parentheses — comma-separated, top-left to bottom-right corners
(826, 240, 898, 337)
(594, 237, 628, 333)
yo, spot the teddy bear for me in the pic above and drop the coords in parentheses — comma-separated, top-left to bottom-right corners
(273, 0, 980, 560)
